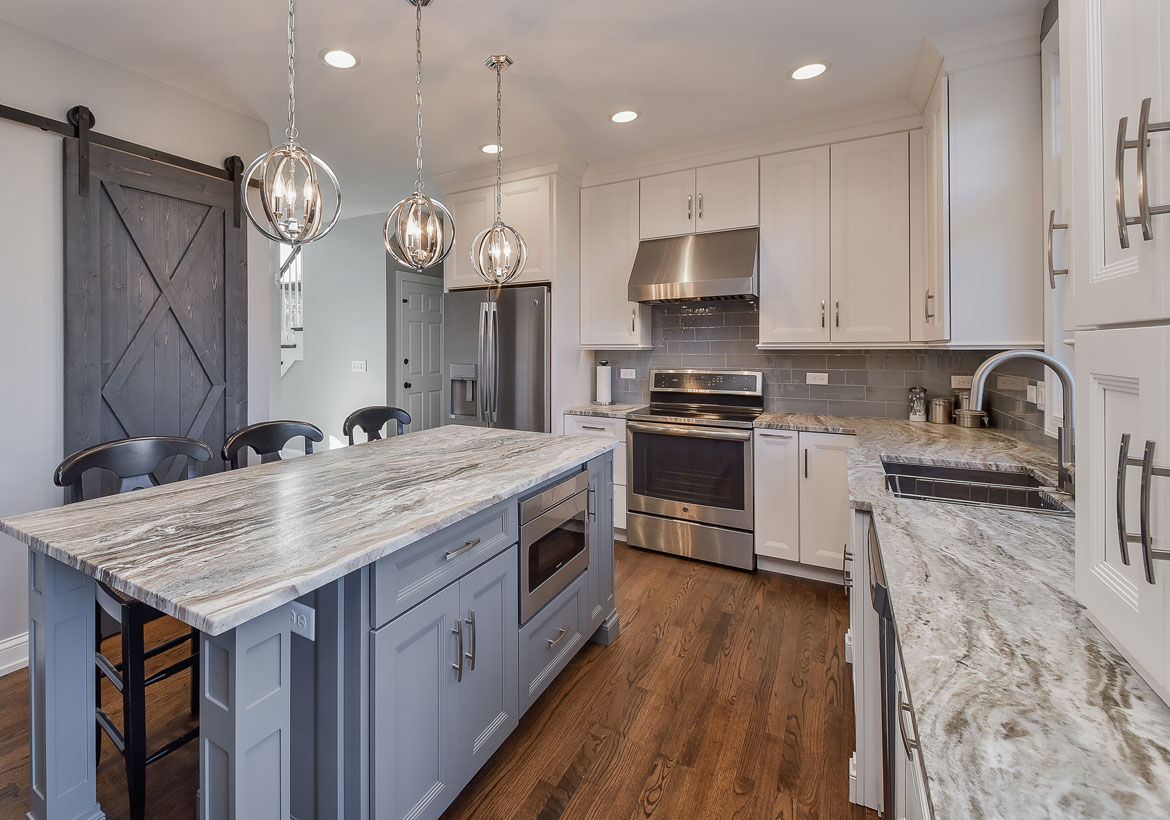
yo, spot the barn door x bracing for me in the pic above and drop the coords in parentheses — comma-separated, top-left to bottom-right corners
(63, 139, 247, 481)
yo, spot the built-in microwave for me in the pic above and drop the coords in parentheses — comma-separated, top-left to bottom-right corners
(519, 471, 590, 623)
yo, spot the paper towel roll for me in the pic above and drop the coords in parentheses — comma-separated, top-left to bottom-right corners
(595, 363, 613, 405)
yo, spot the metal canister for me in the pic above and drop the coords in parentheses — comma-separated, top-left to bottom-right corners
(928, 396, 955, 424)
(954, 388, 972, 411)
(954, 408, 987, 428)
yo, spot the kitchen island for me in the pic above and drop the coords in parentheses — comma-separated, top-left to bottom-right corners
(1, 425, 619, 820)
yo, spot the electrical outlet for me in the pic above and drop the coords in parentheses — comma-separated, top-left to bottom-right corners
(951, 375, 973, 389)
(288, 601, 315, 641)
(620, 368, 636, 380)
(806, 372, 829, 385)
(997, 375, 1028, 391)
(1026, 384, 1037, 404)
(351, 360, 367, 373)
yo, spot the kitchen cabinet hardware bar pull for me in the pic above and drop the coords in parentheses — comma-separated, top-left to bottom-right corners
(759, 432, 793, 439)
(1047, 210, 1069, 288)
(631, 309, 636, 333)
(627, 421, 751, 442)
(452, 619, 465, 682)
(898, 696, 919, 757)
(467, 610, 477, 671)
(547, 627, 569, 648)
(687, 194, 693, 221)
(804, 448, 809, 479)
(698, 192, 703, 219)
(1115, 116, 1144, 249)
(1116, 435, 1170, 581)
(580, 425, 607, 431)
(1136, 97, 1170, 241)
(1118, 434, 1134, 566)
(835, 300, 840, 328)
(924, 289, 936, 321)
(821, 300, 826, 328)
(842, 547, 854, 589)
(587, 487, 597, 521)
(446, 537, 482, 561)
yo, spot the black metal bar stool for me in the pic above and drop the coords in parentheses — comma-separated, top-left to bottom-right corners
(342, 406, 411, 444)
(54, 435, 212, 820)
(221, 419, 324, 468)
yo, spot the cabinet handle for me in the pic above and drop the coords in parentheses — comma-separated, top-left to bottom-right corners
(821, 300, 826, 328)
(1136, 97, 1170, 241)
(923, 289, 936, 321)
(835, 299, 840, 328)
(698, 192, 704, 220)
(758, 431, 793, 439)
(687, 194, 693, 221)
(842, 546, 853, 590)
(898, 695, 919, 757)
(466, 610, 477, 671)
(445, 537, 481, 561)
(1047, 211, 1069, 289)
(632, 308, 636, 333)
(581, 425, 606, 431)
(547, 627, 569, 648)
(804, 448, 809, 480)
(452, 619, 465, 683)
(1115, 116, 1143, 249)
(1117, 434, 1134, 567)
(588, 486, 597, 521)
(1117, 434, 1170, 585)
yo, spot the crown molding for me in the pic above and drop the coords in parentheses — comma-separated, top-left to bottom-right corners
(580, 100, 922, 188)
(929, 11, 1042, 73)
(432, 147, 587, 195)
(909, 40, 944, 112)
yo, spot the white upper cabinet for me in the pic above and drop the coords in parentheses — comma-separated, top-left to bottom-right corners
(1064, 0, 1169, 327)
(639, 169, 696, 239)
(444, 175, 553, 291)
(758, 146, 831, 345)
(695, 158, 760, 233)
(911, 76, 951, 343)
(830, 133, 911, 345)
(580, 180, 650, 348)
(640, 159, 759, 239)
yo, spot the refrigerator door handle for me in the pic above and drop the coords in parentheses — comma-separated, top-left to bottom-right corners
(490, 302, 500, 424)
(477, 302, 489, 422)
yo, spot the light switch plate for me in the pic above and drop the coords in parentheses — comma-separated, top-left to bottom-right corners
(1036, 383, 1046, 410)
(951, 375, 973, 389)
(1026, 384, 1038, 404)
(806, 372, 829, 385)
(620, 368, 636, 380)
(997, 375, 1027, 391)
(351, 360, 367, 373)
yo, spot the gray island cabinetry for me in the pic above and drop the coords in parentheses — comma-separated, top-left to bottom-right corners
(1, 426, 618, 820)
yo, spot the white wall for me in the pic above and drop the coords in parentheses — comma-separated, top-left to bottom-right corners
(0, 19, 273, 672)
(278, 213, 389, 448)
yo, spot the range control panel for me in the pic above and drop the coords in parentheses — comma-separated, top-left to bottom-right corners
(649, 370, 763, 396)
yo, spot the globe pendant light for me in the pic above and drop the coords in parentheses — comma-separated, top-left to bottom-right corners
(384, 0, 455, 271)
(470, 55, 528, 286)
(241, 0, 342, 246)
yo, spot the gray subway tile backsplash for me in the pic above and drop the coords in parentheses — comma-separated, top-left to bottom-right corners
(594, 302, 1048, 435)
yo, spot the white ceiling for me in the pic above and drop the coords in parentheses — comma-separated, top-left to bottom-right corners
(0, 0, 1045, 216)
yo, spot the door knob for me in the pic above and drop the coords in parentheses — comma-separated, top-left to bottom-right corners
(404, 382, 412, 389)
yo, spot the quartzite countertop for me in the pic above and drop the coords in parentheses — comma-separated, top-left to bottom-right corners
(563, 403, 645, 419)
(824, 416, 1170, 819)
(0, 425, 618, 635)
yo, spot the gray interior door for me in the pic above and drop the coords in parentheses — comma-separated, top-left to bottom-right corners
(63, 139, 247, 481)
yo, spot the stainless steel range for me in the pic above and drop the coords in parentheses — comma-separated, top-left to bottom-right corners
(625, 370, 763, 570)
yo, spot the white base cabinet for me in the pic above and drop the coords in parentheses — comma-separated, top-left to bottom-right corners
(754, 429, 857, 573)
(1075, 326, 1170, 703)
(564, 414, 627, 530)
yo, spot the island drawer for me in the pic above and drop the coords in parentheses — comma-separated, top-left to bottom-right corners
(519, 570, 586, 715)
(371, 500, 518, 628)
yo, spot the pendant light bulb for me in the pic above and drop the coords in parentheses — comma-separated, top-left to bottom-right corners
(470, 54, 527, 286)
(241, 0, 342, 247)
(385, 0, 455, 271)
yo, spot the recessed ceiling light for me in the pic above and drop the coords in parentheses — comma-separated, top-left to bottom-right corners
(321, 49, 359, 69)
(788, 62, 829, 81)
(481, 143, 502, 154)
(611, 110, 640, 124)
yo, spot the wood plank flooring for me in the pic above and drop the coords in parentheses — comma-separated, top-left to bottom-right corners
(0, 542, 874, 820)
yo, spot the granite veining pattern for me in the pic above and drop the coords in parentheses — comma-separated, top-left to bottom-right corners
(563, 403, 645, 419)
(839, 417, 1170, 819)
(753, 412, 859, 435)
(0, 426, 618, 636)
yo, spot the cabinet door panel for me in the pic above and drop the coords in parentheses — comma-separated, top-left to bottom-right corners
(912, 76, 951, 343)
(458, 547, 519, 782)
(830, 133, 911, 344)
(501, 176, 551, 284)
(640, 169, 696, 239)
(759, 147, 831, 345)
(371, 584, 462, 820)
(445, 188, 493, 291)
(696, 158, 759, 233)
(1075, 326, 1168, 698)
(588, 453, 616, 634)
(580, 181, 649, 347)
(753, 429, 801, 562)
(799, 433, 856, 570)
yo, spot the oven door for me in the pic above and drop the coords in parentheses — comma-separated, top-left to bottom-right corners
(627, 421, 753, 530)
(520, 489, 590, 623)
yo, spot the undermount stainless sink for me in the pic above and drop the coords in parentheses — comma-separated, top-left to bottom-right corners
(881, 459, 1073, 516)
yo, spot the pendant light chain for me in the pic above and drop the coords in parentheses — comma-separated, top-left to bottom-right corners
(494, 63, 503, 224)
(414, 0, 425, 192)
(285, 0, 298, 141)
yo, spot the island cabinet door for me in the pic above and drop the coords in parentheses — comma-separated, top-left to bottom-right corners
(371, 583, 462, 820)
(588, 453, 616, 635)
(456, 547, 519, 786)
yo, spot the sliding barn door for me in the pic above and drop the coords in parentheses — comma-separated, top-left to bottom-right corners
(63, 139, 247, 480)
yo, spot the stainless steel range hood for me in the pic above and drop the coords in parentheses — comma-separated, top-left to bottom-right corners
(627, 228, 759, 303)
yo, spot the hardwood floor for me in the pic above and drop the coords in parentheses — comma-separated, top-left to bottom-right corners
(0, 543, 874, 820)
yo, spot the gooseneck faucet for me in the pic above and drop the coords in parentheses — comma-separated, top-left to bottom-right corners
(970, 350, 1076, 496)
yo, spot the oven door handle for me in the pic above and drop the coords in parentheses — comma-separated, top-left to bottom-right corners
(627, 422, 752, 442)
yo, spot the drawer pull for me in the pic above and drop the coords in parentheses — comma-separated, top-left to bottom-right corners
(547, 627, 569, 648)
(581, 425, 607, 432)
(758, 431, 793, 439)
(898, 696, 919, 757)
(842, 546, 854, 590)
(445, 538, 482, 561)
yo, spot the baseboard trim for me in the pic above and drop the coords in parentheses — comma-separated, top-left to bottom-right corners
(0, 631, 29, 677)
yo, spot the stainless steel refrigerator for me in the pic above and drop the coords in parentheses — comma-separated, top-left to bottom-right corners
(443, 286, 551, 433)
